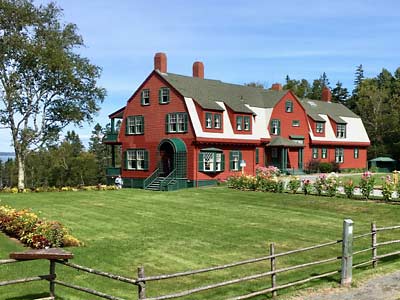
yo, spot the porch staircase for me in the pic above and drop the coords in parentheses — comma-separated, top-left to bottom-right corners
(145, 176, 165, 191)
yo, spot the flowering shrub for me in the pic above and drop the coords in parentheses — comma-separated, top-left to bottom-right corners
(0, 205, 81, 249)
(302, 179, 313, 195)
(227, 166, 283, 192)
(256, 166, 280, 178)
(359, 171, 375, 199)
(382, 175, 395, 201)
(0, 185, 118, 193)
(343, 179, 355, 199)
(313, 174, 326, 196)
(287, 177, 301, 194)
(325, 173, 339, 197)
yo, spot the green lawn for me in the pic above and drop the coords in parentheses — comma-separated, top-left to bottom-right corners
(1, 187, 400, 300)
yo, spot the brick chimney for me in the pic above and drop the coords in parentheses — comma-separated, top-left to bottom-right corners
(321, 86, 332, 102)
(193, 61, 204, 78)
(271, 83, 282, 91)
(154, 52, 167, 73)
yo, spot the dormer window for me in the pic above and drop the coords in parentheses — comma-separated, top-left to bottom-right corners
(243, 116, 250, 131)
(205, 113, 212, 128)
(159, 87, 170, 104)
(285, 100, 293, 113)
(316, 122, 324, 133)
(236, 116, 243, 130)
(214, 114, 221, 129)
(141, 89, 150, 105)
(336, 124, 346, 138)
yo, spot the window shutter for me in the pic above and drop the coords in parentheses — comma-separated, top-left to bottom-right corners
(277, 120, 281, 135)
(229, 151, 234, 170)
(141, 91, 144, 105)
(255, 148, 259, 164)
(183, 113, 188, 132)
(239, 151, 243, 162)
(159, 89, 162, 104)
(165, 114, 169, 133)
(123, 151, 128, 170)
(143, 150, 149, 170)
(221, 153, 225, 171)
(125, 118, 129, 135)
(141, 116, 145, 134)
(198, 152, 204, 171)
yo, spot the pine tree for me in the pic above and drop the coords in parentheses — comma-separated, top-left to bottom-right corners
(331, 81, 349, 104)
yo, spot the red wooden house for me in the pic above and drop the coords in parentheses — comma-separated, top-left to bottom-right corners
(104, 53, 370, 190)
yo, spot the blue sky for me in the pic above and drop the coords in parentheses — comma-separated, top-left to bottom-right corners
(1, 0, 399, 152)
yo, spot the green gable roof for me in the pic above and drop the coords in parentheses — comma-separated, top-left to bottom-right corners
(159, 71, 287, 113)
(300, 98, 359, 122)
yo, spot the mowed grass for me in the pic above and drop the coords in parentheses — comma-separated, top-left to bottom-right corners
(1, 187, 400, 300)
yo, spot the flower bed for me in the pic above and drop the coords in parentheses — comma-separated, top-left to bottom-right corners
(0, 205, 81, 248)
(0, 185, 118, 193)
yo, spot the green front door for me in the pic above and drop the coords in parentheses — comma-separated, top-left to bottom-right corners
(298, 148, 304, 170)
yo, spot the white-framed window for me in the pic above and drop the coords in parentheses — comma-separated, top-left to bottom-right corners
(236, 116, 243, 131)
(285, 100, 293, 113)
(199, 150, 224, 172)
(126, 116, 144, 135)
(336, 124, 346, 138)
(159, 87, 170, 104)
(335, 148, 344, 163)
(271, 148, 278, 158)
(214, 114, 221, 129)
(321, 148, 328, 159)
(354, 147, 359, 159)
(166, 113, 187, 133)
(141, 89, 150, 105)
(244, 116, 250, 131)
(126, 149, 148, 170)
(230, 151, 240, 171)
(205, 113, 212, 129)
(271, 119, 280, 135)
(292, 120, 300, 127)
(312, 148, 318, 159)
(316, 122, 324, 133)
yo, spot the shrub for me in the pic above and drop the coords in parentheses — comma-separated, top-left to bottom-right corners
(287, 177, 301, 193)
(0, 205, 81, 249)
(302, 179, 313, 195)
(319, 162, 333, 173)
(305, 159, 320, 173)
(382, 175, 395, 201)
(343, 179, 355, 198)
(359, 171, 375, 200)
(325, 173, 339, 197)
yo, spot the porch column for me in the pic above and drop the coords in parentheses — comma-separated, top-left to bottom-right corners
(111, 145, 116, 167)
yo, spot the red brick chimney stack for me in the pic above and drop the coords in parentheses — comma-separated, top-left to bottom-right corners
(321, 86, 332, 102)
(154, 52, 167, 73)
(271, 83, 282, 91)
(193, 61, 204, 78)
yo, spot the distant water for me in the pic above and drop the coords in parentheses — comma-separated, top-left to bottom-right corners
(0, 153, 15, 162)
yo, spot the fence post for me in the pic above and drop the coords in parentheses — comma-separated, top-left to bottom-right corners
(371, 222, 377, 268)
(341, 219, 353, 287)
(49, 260, 56, 298)
(270, 243, 277, 298)
(138, 266, 146, 300)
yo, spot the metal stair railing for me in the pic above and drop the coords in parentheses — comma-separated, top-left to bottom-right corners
(143, 168, 160, 189)
(160, 169, 176, 191)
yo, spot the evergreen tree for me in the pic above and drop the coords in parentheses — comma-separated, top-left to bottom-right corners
(89, 123, 108, 184)
(331, 81, 349, 104)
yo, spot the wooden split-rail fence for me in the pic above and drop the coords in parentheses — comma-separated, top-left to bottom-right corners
(1, 220, 400, 300)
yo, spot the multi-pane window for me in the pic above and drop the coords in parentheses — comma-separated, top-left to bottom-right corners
(271, 119, 280, 135)
(354, 147, 359, 159)
(335, 148, 344, 163)
(336, 124, 346, 138)
(141, 89, 150, 105)
(126, 116, 144, 135)
(159, 87, 170, 104)
(126, 149, 148, 170)
(230, 150, 242, 171)
(166, 113, 188, 133)
(271, 148, 278, 158)
(236, 116, 243, 131)
(292, 120, 300, 127)
(244, 116, 251, 131)
(285, 101, 293, 113)
(198, 151, 224, 172)
(312, 148, 318, 159)
(316, 122, 324, 133)
(321, 148, 328, 159)
(205, 113, 212, 128)
(214, 114, 221, 129)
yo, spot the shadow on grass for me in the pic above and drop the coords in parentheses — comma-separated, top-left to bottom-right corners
(6, 293, 66, 300)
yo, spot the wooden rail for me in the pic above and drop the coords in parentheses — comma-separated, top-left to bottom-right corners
(1, 220, 400, 300)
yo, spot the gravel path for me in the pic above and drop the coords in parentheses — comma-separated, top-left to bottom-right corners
(289, 271, 400, 300)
